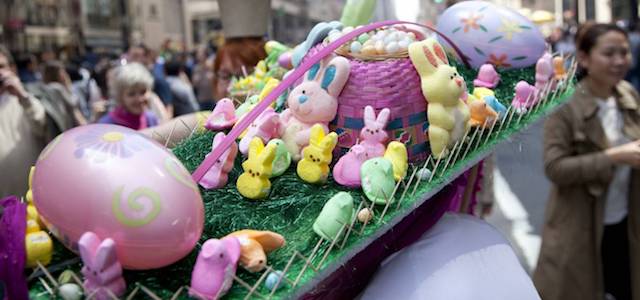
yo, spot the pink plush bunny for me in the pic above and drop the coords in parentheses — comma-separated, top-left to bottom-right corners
(280, 55, 350, 161)
(78, 231, 126, 300)
(333, 143, 368, 187)
(239, 108, 280, 155)
(511, 80, 538, 113)
(199, 132, 238, 189)
(359, 106, 391, 158)
(205, 98, 237, 131)
(190, 237, 241, 300)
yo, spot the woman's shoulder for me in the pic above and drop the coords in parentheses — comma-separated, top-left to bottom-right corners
(616, 80, 640, 101)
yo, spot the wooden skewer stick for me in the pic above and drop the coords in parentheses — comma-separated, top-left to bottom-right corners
(471, 120, 489, 154)
(316, 225, 347, 270)
(126, 285, 141, 300)
(460, 127, 480, 161)
(482, 116, 499, 147)
(379, 179, 401, 221)
(293, 252, 318, 273)
(244, 266, 272, 300)
(340, 201, 363, 249)
(438, 140, 460, 178)
(410, 156, 432, 197)
(138, 284, 163, 300)
(428, 149, 446, 183)
(268, 251, 298, 299)
(36, 261, 58, 288)
(38, 277, 53, 295)
(359, 200, 377, 235)
(450, 128, 471, 171)
(233, 275, 266, 300)
(292, 238, 324, 288)
(164, 118, 179, 147)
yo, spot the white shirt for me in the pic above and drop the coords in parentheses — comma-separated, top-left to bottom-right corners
(597, 96, 630, 225)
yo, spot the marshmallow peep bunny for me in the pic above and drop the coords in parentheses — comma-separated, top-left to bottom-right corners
(359, 106, 391, 158)
(280, 55, 350, 161)
(199, 132, 238, 190)
(189, 236, 241, 300)
(78, 232, 126, 300)
(239, 107, 280, 156)
(297, 124, 338, 184)
(237, 138, 277, 200)
(409, 38, 470, 158)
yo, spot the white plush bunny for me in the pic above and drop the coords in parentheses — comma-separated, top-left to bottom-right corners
(280, 55, 350, 161)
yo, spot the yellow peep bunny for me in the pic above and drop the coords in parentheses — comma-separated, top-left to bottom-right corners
(237, 137, 277, 199)
(297, 124, 338, 184)
(409, 38, 470, 158)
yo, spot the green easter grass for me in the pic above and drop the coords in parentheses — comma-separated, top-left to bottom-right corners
(28, 63, 575, 299)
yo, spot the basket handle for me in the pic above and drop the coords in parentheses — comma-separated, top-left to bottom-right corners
(192, 20, 469, 181)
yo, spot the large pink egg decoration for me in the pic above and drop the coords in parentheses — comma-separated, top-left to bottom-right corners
(436, 1, 546, 70)
(32, 124, 204, 270)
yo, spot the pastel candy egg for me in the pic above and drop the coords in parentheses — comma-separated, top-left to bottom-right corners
(32, 124, 204, 270)
(58, 283, 83, 300)
(361, 45, 377, 56)
(357, 208, 374, 223)
(385, 42, 400, 54)
(358, 33, 370, 44)
(383, 32, 397, 44)
(417, 168, 432, 180)
(436, 0, 545, 69)
(265, 270, 286, 291)
(398, 39, 410, 51)
(374, 40, 385, 54)
(350, 41, 363, 53)
(329, 29, 341, 36)
(328, 32, 341, 43)
(342, 26, 354, 33)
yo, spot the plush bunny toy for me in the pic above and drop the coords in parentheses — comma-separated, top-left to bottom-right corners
(78, 232, 126, 300)
(280, 55, 350, 161)
(408, 38, 470, 158)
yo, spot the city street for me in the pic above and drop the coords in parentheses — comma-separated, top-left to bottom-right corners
(487, 120, 550, 273)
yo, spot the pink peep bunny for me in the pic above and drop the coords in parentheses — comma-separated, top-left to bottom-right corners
(359, 106, 391, 158)
(535, 53, 553, 91)
(333, 143, 368, 187)
(190, 237, 241, 300)
(239, 108, 280, 156)
(280, 55, 350, 161)
(78, 231, 126, 300)
(199, 132, 238, 189)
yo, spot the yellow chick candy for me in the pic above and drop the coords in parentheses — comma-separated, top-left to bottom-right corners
(472, 87, 495, 102)
(384, 141, 408, 181)
(297, 125, 338, 184)
(237, 138, 277, 199)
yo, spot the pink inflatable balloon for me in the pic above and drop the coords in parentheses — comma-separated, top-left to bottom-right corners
(32, 124, 204, 270)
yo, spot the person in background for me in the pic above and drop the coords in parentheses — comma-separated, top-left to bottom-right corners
(127, 44, 173, 120)
(534, 23, 640, 300)
(165, 59, 200, 116)
(66, 63, 103, 122)
(41, 61, 88, 127)
(15, 53, 40, 84)
(0, 45, 47, 198)
(213, 0, 270, 101)
(98, 63, 159, 130)
(192, 46, 215, 110)
(626, 23, 640, 91)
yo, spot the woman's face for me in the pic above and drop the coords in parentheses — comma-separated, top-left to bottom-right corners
(120, 84, 149, 115)
(214, 55, 243, 101)
(579, 31, 631, 88)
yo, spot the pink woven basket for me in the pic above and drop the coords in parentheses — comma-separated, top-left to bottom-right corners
(304, 44, 428, 162)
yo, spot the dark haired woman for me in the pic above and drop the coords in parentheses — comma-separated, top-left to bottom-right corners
(534, 23, 640, 300)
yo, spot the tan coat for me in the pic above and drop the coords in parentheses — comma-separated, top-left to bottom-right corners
(533, 81, 640, 300)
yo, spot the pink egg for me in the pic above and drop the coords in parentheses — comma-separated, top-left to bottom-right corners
(32, 124, 204, 270)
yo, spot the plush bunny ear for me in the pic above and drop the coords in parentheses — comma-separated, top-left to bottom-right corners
(248, 137, 265, 159)
(78, 231, 101, 267)
(307, 63, 321, 81)
(93, 238, 119, 270)
(309, 124, 326, 146)
(432, 42, 449, 65)
(376, 108, 391, 126)
(320, 56, 350, 97)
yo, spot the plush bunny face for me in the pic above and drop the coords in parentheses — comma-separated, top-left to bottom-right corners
(286, 56, 350, 124)
(409, 38, 465, 106)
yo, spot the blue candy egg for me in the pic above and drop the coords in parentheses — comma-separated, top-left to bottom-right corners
(265, 270, 285, 291)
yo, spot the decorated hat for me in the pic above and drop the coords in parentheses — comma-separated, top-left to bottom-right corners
(219, 0, 271, 39)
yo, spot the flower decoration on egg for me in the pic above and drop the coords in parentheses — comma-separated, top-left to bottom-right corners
(487, 53, 512, 68)
(459, 12, 484, 33)
(497, 18, 523, 41)
(74, 128, 147, 162)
